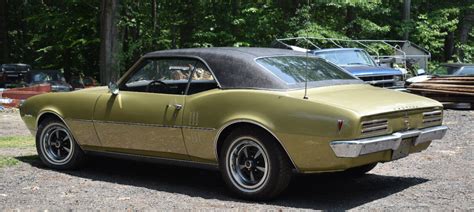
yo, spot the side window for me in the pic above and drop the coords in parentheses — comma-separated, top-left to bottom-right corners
(459, 67, 474, 76)
(121, 58, 196, 95)
(187, 62, 218, 95)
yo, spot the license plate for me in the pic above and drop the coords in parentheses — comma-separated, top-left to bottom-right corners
(392, 138, 413, 160)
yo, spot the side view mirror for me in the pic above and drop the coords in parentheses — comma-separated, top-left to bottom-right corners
(108, 81, 119, 95)
(374, 59, 381, 65)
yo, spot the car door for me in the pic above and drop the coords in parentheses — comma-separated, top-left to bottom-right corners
(181, 61, 221, 163)
(93, 58, 196, 160)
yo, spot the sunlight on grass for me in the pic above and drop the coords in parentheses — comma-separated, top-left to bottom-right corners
(0, 156, 19, 168)
(0, 136, 35, 148)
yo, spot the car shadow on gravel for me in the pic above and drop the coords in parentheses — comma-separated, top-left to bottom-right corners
(16, 155, 428, 210)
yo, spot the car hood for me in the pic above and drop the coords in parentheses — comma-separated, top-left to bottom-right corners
(341, 65, 402, 76)
(74, 86, 109, 93)
(287, 84, 442, 117)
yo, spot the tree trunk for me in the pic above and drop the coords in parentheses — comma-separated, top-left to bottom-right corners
(0, 0, 8, 64)
(277, 0, 300, 17)
(63, 48, 72, 82)
(443, 31, 455, 62)
(231, 0, 240, 16)
(345, 6, 358, 36)
(179, 0, 196, 48)
(458, 8, 474, 61)
(402, 0, 411, 40)
(152, 0, 157, 32)
(231, 0, 240, 39)
(99, 0, 121, 85)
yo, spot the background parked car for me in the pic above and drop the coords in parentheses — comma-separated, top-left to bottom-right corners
(434, 63, 474, 76)
(26, 70, 73, 92)
(311, 48, 406, 90)
(70, 75, 98, 90)
(406, 63, 474, 85)
(0, 63, 32, 88)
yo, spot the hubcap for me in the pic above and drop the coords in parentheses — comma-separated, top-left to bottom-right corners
(227, 137, 269, 191)
(41, 123, 74, 165)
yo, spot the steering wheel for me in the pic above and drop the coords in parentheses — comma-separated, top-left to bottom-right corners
(146, 80, 167, 92)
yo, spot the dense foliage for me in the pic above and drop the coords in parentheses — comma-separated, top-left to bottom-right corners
(1, 0, 473, 82)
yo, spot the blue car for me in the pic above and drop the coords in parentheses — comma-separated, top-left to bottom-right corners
(310, 48, 405, 89)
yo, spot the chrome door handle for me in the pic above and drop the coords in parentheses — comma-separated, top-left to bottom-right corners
(169, 104, 183, 110)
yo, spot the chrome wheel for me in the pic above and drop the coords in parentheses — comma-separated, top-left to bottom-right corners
(227, 137, 270, 192)
(40, 123, 74, 165)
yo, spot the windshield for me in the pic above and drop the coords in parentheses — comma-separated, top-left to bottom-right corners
(454, 67, 474, 76)
(30, 72, 64, 83)
(256, 56, 357, 85)
(313, 49, 376, 66)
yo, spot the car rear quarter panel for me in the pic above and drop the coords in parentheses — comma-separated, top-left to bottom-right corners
(182, 89, 363, 172)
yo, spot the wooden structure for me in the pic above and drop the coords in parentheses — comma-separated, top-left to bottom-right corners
(408, 77, 474, 109)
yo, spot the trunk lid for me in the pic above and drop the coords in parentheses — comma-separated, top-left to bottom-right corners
(287, 84, 442, 117)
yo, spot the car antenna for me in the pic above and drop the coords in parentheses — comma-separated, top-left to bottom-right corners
(303, 0, 310, 100)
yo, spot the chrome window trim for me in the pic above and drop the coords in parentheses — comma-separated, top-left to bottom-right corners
(117, 55, 222, 96)
(141, 55, 222, 89)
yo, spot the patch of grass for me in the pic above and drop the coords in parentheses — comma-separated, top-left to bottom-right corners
(0, 136, 35, 148)
(0, 156, 19, 168)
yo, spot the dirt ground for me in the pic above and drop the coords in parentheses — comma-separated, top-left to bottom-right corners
(0, 109, 472, 210)
(0, 109, 31, 137)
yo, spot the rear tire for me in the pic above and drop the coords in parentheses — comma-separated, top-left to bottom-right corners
(36, 118, 85, 170)
(219, 127, 292, 200)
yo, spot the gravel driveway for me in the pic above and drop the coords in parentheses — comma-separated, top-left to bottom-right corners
(0, 109, 472, 210)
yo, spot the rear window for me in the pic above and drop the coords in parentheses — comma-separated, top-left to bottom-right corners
(256, 56, 356, 85)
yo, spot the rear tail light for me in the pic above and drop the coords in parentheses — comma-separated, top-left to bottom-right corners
(361, 119, 388, 134)
(423, 110, 442, 125)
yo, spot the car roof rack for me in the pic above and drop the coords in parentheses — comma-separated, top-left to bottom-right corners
(272, 37, 431, 72)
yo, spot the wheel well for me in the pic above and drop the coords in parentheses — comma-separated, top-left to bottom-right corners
(37, 112, 63, 127)
(216, 122, 296, 170)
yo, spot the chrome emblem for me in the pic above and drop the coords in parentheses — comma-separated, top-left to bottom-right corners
(337, 119, 344, 133)
(403, 112, 410, 130)
(394, 105, 419, 111)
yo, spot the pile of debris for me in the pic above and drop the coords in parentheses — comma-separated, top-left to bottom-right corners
(408, 76, 474, 109)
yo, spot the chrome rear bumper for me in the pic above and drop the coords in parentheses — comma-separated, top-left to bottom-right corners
(330, 126, 448, 158)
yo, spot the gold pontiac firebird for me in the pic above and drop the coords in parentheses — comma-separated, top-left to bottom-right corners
(19, 48, 448, 200)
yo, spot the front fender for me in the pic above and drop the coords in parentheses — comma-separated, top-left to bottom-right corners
(20, 91, 105, 147)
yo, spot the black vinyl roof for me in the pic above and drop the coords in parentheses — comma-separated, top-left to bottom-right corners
(146, 47, 306, 59)
(145, 47, 362, 90)
(145, 47, 308, 89)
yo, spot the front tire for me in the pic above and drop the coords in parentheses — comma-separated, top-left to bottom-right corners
(36, 118, 85, 170)
(219, 127, 292, 200)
